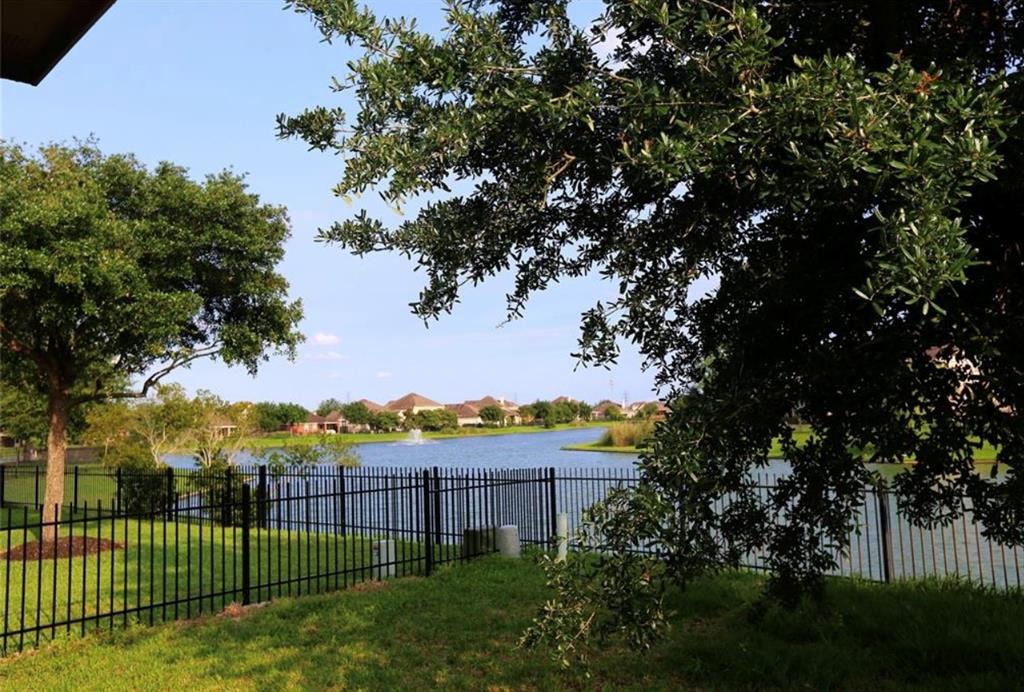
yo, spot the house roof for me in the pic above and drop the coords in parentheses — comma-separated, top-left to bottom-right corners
(467, 395, 517, 410)
(306, 413, 326, 423)
(322, 410, 343, 422)
(446, 403, 480, 418)
(552, 396, 575, 404)
(1, 0, 115, 86)
(385, 392, 443, 411)
(633, 400, 667, 411)
(358, 399, 385, 412)
(593, 400, 621, 412)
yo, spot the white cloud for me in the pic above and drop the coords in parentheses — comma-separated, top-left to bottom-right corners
(312, 332, 340, 346)
(375, 371, 393, 380)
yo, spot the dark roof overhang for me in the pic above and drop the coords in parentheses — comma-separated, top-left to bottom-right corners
(2, 0, 115, 85)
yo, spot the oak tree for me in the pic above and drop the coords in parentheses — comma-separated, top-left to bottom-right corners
(1, 141, 302, 538)
(281, 0, 1023, 661)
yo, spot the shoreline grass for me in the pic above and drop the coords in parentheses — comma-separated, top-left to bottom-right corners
(561, 443, 640, 454)
(2, 556, 1022, 689)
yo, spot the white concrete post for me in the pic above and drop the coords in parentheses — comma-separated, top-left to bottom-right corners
(556, 512, 569, 562)
(371, 539, 396, 579)
(496, 524, 521, 558)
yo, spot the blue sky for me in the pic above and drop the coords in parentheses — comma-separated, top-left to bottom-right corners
(2, 0, 663, 409)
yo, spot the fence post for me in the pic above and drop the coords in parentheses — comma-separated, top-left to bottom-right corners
(115, 466, 122, 516)
(432, 466, 442, 548)
(338, 466, 346, 537)
(165, 466, 175, 516)
(222, 467, 233, 526)
(0, 463, 5, 508)
(257, 465, 268, 529)
(547, 467, 557, 540)
(73, 465, 80, 513)
(241, 483, 251, 605)
(34, 464, 40, 508)
(422, 469, 434, 576)
(876, 483, 893, 583)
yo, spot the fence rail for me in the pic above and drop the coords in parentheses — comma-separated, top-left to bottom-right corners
(1, 463, 1021, 655)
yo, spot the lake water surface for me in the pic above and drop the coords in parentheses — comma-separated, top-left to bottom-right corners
(164, 427, 639, 469)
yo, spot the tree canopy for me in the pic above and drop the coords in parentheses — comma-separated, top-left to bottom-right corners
(316, 398, 345, 416)
(253, 401, 310, 432)
(479, 404, 505, 424)
(281, 0, 1023, 661)
(0, 141, 302, 530)
(341, 400, 372, 425)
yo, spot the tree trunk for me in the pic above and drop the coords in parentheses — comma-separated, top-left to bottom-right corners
(42, 388, 70, 544)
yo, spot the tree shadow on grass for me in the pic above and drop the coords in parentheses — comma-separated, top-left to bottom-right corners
(145, 561, 560, 690)
(4, 561, 1024, 690)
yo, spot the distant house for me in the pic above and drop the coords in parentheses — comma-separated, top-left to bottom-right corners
(446, 403, 482, 427)
(322, 410, 345, 432)
(626, 401, 648, 418)
(617, 400, 668, 420)
(291, 409, 367, 435)
(358, 399, 385, 413)
(385, 392, 444, 415)
(291, 414, 323, 435)
(552, 395, 576, 405)
(592, 400, 625, 420)
(465, 395, 520, 425)
(211, 423, 238, 439)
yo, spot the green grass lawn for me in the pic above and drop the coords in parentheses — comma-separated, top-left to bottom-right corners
(1, 509, 425, 651)
(2, 464, 121, 509)
(1, 556, 1021, 690)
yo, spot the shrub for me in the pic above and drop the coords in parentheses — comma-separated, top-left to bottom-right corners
(598, 421, 656, 448)
(192, 453, 251, 527)
(103, 443, 170, 515)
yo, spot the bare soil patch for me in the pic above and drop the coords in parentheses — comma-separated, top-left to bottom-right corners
(217, 601, 269, 621)
(0, 536, 123, 561)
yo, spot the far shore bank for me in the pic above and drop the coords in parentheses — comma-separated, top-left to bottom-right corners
(561, 443, 639, 454)
(240, 421, 610, 451)
(563, 437, 1000, 463)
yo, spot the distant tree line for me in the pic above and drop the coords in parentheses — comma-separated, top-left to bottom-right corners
(252, 401, 309, 432)
(519, 400, 593, 428)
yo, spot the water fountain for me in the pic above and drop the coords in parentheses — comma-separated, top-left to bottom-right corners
(395, 428, 436, 446)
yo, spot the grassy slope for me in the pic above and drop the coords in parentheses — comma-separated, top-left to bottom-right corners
(241, 422, 608, 450)
(2, 556, 1022, 690)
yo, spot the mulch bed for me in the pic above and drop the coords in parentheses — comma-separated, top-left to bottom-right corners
(0, 536, 123, 561)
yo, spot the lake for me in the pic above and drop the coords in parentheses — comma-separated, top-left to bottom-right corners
(164, 427, 639, 470)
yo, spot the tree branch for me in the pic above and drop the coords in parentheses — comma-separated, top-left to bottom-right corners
(71, 344, 223, 406)
(0, 320, 52, 371)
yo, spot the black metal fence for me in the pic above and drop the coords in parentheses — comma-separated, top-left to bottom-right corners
(555, 469, 1024, 590)
(0, 466, 555, 654)
(1, 464, 1021, 655)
